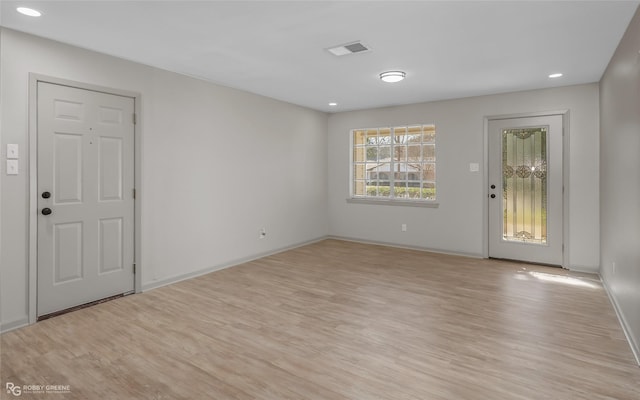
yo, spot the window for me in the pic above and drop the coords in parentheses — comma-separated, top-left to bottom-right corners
(351, 125, 436, 202)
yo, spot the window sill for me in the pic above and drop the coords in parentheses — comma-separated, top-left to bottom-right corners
(346, 197, 439, 208)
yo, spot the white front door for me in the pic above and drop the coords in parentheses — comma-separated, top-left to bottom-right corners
(37, 82, 135, 317)
(488, 115, 563, 266)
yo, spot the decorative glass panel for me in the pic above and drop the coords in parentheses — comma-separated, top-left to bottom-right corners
(502, 127, 547, 244)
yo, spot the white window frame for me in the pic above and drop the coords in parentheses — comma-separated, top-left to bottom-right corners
(348, 125, 439, 208)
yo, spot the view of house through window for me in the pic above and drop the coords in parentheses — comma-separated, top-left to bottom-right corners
(352, 125, 436, 201)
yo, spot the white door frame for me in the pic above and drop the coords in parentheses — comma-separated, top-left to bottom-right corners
(483, 110, 570, 268)
(28, 74, 142, 324)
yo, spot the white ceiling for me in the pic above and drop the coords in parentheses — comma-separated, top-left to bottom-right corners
(1, 1, 638, 112)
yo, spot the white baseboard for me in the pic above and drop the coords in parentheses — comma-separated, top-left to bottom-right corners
(568, 264, 599, 274)
(600, 274, 640, 366)
(0, 316, 29, 334)
(327, 235, 484, 259)
(141, 236, 328, 292)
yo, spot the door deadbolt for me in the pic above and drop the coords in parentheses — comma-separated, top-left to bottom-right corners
(490, 184, 496, 189)
(42, 191, 51, 199)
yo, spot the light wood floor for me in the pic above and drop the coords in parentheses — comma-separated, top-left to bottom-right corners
(2, 239, 639, 399)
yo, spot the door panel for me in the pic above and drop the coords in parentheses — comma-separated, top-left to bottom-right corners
(53, 222, 83, 283)
(54, 133, 83, 203)
(99, 136, 123, 201)
(99, 218, 124, 274)
(38, 82, 135, 317)
(488, 115, 563, 266)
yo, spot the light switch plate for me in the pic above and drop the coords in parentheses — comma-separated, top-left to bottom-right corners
(469, 163, 479, 172)
(7, 160, 18, 175)
(7, 144, 18, 159)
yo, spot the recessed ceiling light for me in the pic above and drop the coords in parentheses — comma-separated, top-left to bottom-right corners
(17, 7, 42, 17)
(328, 102, 338, 107)
(380, 71, 406, 83)
(549, 73, 563, 78)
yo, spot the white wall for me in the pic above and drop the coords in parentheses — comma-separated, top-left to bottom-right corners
(0, 29, 329, 331)
(599, 7, 640, 361)
(328, 84, 600, 268)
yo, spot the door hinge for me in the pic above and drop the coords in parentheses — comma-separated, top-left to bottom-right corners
(133, 188, 136, 199)
(133, 113, 137, 125)
(133, 263, 136, 274)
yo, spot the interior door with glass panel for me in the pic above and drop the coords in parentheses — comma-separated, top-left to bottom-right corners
(488, 115, 563, 266)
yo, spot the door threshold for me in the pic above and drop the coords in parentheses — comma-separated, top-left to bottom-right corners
(37, 292, 133, 322)
(489, 257, 562, 268)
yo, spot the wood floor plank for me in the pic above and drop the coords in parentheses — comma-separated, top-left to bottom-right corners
(1, 239, 639, 399)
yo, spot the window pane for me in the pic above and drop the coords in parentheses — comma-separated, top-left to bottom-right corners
(408, 187, 421, 199)
(422, 163, 436, 181)
(407, 167, 421, 185)
(354, 164, 365, 180)
(407, 126, 422, 143)
(394, 186, 409, 198)
(354, 180, 366, 196)
(422, 182, 436, 200)
(366, 184, 377, 196)
(394, 146, 407, 162)
(423, 144, 435, 161)
(394, 126, 407, 137)
(423, 126, 436, 143)
(378, 145, 391, 160)
(378, 185, 391, 197)
(407, 145, 421, 161)
(366, 146, 378, 161)
(366, 129, 378, 144)
(379, 128, 392, 145)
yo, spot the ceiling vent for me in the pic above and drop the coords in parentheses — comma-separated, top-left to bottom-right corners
(326, 41, 371, 57)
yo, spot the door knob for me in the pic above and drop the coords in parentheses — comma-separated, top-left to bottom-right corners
(42, 191, 51, 199)
(490, 184, 496, 189)
(42, 208, 52, 215)
(490, 194, 496, 199)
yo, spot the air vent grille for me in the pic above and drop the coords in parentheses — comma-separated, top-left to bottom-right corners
(327, 41, 371, 57)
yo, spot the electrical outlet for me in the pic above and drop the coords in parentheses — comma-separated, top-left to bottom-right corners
(401, 223, 407, 232)
(259, 227, 266, 239)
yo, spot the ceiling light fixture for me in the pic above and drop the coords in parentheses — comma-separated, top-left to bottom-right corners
(17, 7, 42, 17)
(328, 102, 338, 107)
(548, 73, 563, 78)
(380, 71, 406, 83)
